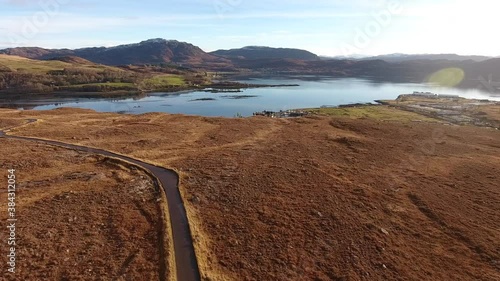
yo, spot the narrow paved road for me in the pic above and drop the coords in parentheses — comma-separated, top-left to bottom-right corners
(0, 121, 201, 281)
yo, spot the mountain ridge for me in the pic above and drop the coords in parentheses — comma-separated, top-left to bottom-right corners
(210, 46, 320, 61)
(361, 53, 493, 62)
(1, 39, 499, 92)
(1, 39, 496, 66)
(0, 39, 230, 67)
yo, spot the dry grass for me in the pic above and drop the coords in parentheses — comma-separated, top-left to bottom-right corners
(0, 103, 499, 280)
(0, 54, 122, 74)
(306, 105, 440, 122)
(0, 138, 170, 281)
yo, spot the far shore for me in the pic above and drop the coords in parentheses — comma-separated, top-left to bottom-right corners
(0, 81, 300, 110)
(0, 81, 299, 101)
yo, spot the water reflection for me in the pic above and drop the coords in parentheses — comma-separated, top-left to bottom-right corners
(1, 77, 497, 117)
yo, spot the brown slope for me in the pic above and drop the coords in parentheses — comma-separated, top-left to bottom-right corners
(0, 39, 232, 67)
(3, 106, 499, 281)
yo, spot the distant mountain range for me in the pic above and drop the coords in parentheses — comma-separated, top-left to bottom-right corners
(362, 53, 493, 62)
(0, 39, 230, 67)
(1, 39, 499, 92)
(0, 40, 317, 67)
(1, 39, 495, 66)
(210, 46, 319, 61)
(326, 54, 494, 62)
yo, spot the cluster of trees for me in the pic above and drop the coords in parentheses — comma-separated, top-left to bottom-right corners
(184, 74, 208, 86)
(122, 63, 191, 74)
(48, 68, 138, 85)
(0, 65, 211, 94)
(0, 68, 140, 94)
(0, 73, 54, 93)
(68, 83, 137, 92)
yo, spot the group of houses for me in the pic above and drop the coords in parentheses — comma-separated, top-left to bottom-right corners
(253, 110, 309, 118)
(410, 91, 460, 99)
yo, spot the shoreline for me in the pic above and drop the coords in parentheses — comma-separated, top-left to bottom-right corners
(0, 81, 300, 109)
(0, 81, 299, 98)
(2, 83, 499, 123)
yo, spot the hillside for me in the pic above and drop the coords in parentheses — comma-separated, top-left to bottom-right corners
(211, 46, 320, 60)
(1, 40, 500, 94)
(0, 54, 120, 73)
(0, 54, 209, 94)
(229, 57, 500, 91)
(0, 47, 72, 59)
(0, 39, 231, 67)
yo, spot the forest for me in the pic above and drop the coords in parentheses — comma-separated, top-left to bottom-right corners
(0, 62, 209, 94)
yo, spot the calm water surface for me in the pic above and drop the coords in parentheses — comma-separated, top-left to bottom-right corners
(29, 77, 498, 117)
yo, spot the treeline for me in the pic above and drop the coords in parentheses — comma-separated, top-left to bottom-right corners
(0, 65, 212, 94)
(0, 72, 54, 93)
(0, 67, 140, 94)
(48, 68, 138, 85)
(121, 63, 191, 74)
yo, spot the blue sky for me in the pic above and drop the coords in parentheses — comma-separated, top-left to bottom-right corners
(0, 0, 497, 56)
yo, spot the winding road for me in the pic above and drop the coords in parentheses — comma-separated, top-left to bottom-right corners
(0, 120, 201, 281)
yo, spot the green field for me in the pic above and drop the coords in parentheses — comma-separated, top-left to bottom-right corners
(139, 74, 186, 90)
(306, 105, 439, 122)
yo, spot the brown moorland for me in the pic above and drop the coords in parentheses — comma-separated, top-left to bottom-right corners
(0, 103, 498, 281)
(0, 138, 170, 281)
